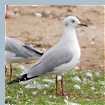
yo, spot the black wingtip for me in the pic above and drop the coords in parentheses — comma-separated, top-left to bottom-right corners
(7, 74, 38, 85)
(7, 74, 28, 85)
(7, 79, 19, 85)
(23, 45, 43, 56)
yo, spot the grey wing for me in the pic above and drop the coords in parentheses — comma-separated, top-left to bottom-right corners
(6, 37, 43, 58)
(6, 37, 22, 52)
(41, 47, 73, 69)
(23, 45, 43, 57)
(15, 45, 43, 58)
(27, 46, 73, 78)
(5, 37, 28, 57)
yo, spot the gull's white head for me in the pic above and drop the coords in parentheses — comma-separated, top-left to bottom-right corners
(64, 16, 87, 28)
(64, 16, 80, 27)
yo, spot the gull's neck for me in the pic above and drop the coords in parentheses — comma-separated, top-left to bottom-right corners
(59, 26, 79, 45)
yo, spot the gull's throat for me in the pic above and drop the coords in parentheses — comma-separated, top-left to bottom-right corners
(61, 26, 77, 44)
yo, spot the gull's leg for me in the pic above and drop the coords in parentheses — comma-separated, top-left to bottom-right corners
(55, 75, 65, 96)
(9, 64, 13, 80)
(5, 65, 8, 75)
(61, 75, 64, 96)
(5, 65, 8, 80)
(55, 75, 69, 96)
(60, 75, 70, 96)
(55, 75, 58, 95)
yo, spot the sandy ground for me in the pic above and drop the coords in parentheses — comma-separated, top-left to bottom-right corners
(6, 6, 104, 71)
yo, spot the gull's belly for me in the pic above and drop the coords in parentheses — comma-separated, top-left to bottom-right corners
(53, 57, 80, 74)
(53, 48, 81, 74)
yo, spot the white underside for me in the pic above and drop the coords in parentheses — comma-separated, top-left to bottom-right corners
(53, 56, 80, 75)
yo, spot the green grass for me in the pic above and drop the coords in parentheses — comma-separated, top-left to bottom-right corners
(6, 67, 105, 105)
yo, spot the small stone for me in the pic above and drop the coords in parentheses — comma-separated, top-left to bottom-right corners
(33, 12, 42, 17)
(72, 76, 81, 83)
(90, 41, 95, 45)
(74, 84, 81, 90)
(85, 72, 93, 79)
(57, 75, 62, 80)
(95, 72, 100, 77)
(91, 86, 95, 90)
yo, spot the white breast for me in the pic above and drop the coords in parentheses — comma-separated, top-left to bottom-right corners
(53, 46, 81, 75)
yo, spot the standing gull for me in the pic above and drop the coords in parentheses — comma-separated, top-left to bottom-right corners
(8, 16, 87, 95)
(5, 37, 43, 80)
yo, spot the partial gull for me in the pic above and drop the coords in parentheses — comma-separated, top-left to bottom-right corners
(8, 16, 87, 96)
(5, 37, 43, 80)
